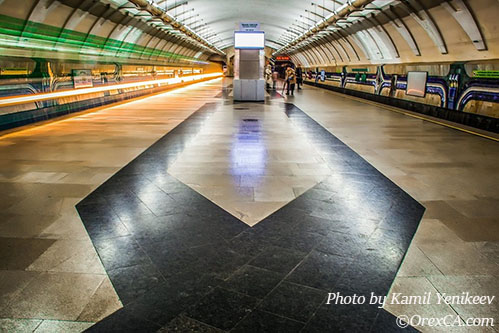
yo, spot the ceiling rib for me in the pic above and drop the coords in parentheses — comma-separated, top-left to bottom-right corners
(275, 0, 374, 55)
(128, 0, 224, 55)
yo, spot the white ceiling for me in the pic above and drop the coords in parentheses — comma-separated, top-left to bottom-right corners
(148, 0, 352, 50)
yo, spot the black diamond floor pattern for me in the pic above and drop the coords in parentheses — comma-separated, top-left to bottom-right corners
(77, 101, 424, 332)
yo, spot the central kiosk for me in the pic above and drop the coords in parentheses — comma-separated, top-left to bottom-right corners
(233, 23, 265, 102)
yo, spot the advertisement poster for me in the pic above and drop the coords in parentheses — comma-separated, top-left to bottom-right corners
(72, 69, 94, 89)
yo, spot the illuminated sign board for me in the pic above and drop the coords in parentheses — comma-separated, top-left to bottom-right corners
(0, 68, 28, 75)
(234, 31, 265, 49)
(275, 56, 290, 61)
(239, 22, 260, 32)
(472, 70, 499, 79)
(72, 69, 93, 89)
(406, 71, 427, 98)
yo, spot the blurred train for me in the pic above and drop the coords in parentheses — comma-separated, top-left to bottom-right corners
(0, 58, 221, 130)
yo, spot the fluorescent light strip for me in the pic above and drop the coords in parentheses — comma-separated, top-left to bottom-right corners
(0, 73, 223, 107)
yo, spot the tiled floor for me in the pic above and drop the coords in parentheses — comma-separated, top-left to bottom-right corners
(77, 96, 424, 331)
(0, 78, 497, 332)
(289, 85, 499, 332)
(0, 80, 224, 331)
(167, 102, 333, 226)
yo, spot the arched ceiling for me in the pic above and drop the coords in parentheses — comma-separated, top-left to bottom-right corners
(145, 0, 390, 50)
(282, 0, 498, 67)
(159, 0, 328, 50)
(0, 0, 497, 67)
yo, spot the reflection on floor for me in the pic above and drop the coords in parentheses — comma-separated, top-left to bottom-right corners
(288, 85, 499, 332)
(0, 80, 224, 331)
(168, 102, 333, 226)
(0, 78, 497, 332)
(78, 98, 423, 331)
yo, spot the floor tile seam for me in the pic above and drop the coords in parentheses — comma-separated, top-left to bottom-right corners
(298, 292, 340, 331)
(279, 279, 331, 295)
(312, 244, 363, 261)
(0, 271, 42, 313)
(33, 244, 100, 274)
(118, 306, 163, 330)
(305, 212, 378, 227)
(107, 196, 154, 222)
(32, 318, 45, 332)
(91, 231, 169, 299)
(0, 317, 41, 324)
(185, 235, 236, 251)
(240, 263, 290, 278)
(409, 242, 446, 278)
(102, 247, 163, 277)
(214, 286, 310, 331)
(176, 314, 227, 332)
(23, 268, 109, 277)
(137, 293, 216, 329)
(276, 233, 324, 255)
(33, 274, 105, 321)
(0, 315, 96, 325)
(75, 101, 216, 206)
(32, 318, 95, 324)
(74, 277, 110, 322)
(243, 250, 323, 324)
(213, 285, 261, 302)
(368, 311, 386, 333)
(223, 278, 285, 322)
(281, 124, 366, 174)
(283, 112, 342, 172)
(179, 285, 258, 331)
(250, 308, 309, 325)
(422, 276, 464, 319)
(284, 102, 425, 204)
(306, 209, 380, 224)
(131, 192, 182, 220)
(0, 318, 43, 332)
(217, 263, 254, 286)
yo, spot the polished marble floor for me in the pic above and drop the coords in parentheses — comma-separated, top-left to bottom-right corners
(77, 95, 424, 332)
(289, 85, 499, 333)
(167, 102, 334, 226)
(0, 80, 223, 332)
(0, 78, 497, 332)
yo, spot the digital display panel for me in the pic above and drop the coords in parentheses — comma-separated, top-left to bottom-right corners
(406, 71, 427, 97)
(234, 31, 265, 49)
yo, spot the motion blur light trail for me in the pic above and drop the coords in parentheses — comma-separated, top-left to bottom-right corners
(0, 73, 223, 107)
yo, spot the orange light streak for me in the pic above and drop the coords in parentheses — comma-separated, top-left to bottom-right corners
(0, 73, 223, 107)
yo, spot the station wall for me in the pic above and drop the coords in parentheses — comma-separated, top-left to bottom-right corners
(282, 0, 498, 126)
(0, 0, 223, 130)
(304, 61, 499, 121)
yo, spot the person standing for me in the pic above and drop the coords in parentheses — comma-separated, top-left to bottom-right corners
(265, 65, 273, 89)
(285, 66, 296, 96)
(272, 68, 278, 90)
(296, 64, 303, 90)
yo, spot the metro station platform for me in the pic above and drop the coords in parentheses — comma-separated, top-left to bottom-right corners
(0, 78, 497, 332)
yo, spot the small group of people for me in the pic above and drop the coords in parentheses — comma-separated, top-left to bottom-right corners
(283, 65, 303, 96)
(264, 64, 304, 96)
(265, 65, 279, 90)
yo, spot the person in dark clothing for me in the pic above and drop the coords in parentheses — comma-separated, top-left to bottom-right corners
(295, 64, 303, 90)
(285, 67, 296, 96)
